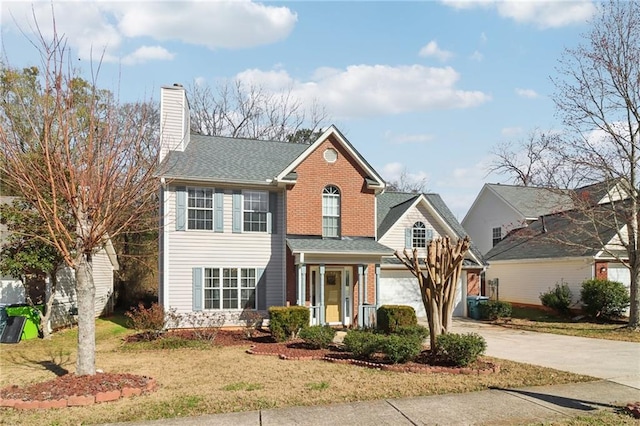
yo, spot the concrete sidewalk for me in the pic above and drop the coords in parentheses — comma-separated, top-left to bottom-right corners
(104, 380, 639, 425)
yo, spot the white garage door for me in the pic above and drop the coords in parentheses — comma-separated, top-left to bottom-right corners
(608, 263, 631, 316)
(379, 270, 464, 318)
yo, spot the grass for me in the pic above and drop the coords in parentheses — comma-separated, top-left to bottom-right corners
(527, 409, 640, 425)
(494, 306, 640, 343)
(0, 314, 599, 426)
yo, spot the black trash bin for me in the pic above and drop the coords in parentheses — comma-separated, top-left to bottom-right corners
(467, 296, 489, 320)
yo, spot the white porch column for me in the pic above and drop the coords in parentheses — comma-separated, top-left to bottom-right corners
(357, 265, 364, 327)
(319, 264, 326, 325)
(300, 265, 307, 306)
(375, 264, 381, 308)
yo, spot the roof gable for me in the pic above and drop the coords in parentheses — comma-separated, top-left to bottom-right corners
(276, 125, 385, 189)
(377, 191, 485, 266)
(486, 184, 574, 219)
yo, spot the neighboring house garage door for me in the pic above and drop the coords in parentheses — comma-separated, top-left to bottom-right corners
(379, 270, 465, 318)
(607, 263, 631, 316)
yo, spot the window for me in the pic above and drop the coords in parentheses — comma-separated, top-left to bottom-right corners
(203, 267, 257, 310)
(188, 188, 213, 230)
(322, 185, 340, 237)
(243, 191, 268, 232)
(412, 222, 426, 248)
(492, 227, 502, 247)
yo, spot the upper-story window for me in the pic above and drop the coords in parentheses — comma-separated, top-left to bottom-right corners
(322, 185, 340, 238)
(188, 188, 214, 230)
(412, 221, 427, 248)
(243, 191, 268, 232)
(492, 226, 502, 247)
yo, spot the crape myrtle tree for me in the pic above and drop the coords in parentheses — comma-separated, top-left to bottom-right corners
(1, 30, 158, 374)
(488, 1, 640, 329)
(395, 237, 471, 351)
(187, 79, 328, 143)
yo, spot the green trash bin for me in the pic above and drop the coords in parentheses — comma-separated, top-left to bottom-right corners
(5, 304, 40, 341)
(467, 296, 489, 320)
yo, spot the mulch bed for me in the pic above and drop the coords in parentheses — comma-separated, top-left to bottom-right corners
(0, 372, 157, 409)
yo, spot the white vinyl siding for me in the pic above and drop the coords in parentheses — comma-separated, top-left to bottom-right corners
(159, 87, 189, 162)
(461, 188, 527, 255)
(379, 203, 441, 257)
(164, 187, 285, 317)
(485, 258, 593, 307)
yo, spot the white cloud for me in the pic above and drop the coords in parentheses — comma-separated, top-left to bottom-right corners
(419, 40, 454, 62)
(236, 65, 490, 119)
(384, 131, 434, 145)
(480, 32, 488, 44)
(515, 88, 539, 99)
(2, 1, 296, 63)
(121, 46, 175, 65)
(441, 0, 596, 28)
(501, 127, 523, 137)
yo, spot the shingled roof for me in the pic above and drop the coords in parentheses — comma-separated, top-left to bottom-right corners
(487, 184, 575, 219)
(157, 134, 308, 184)
(485, 203, 627, 261)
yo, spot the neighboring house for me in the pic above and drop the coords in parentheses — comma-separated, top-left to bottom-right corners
(462, 184, 574, 256)
(462, 180, 628, 256)
(0, 196, 119, 329)
(484, 203, 630, 313)
(157, 84, 482, 326)
(376, 192, 486, 317)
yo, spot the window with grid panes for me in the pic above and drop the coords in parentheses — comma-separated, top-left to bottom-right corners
(322, 185, 340, 237)
(188, 188, 213, 230)
(243, 191, 268, 232)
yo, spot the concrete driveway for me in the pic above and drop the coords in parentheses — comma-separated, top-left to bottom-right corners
(449, 318, 640, 389)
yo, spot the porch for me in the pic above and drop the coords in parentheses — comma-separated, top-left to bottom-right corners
(286, 236, 394, 328)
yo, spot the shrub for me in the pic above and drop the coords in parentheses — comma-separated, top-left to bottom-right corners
(376, 305, 417, 334)
(540, 282, 573, 315)
(393, 324, 429, 340)
(164, 309, 226, 342)
(343, 329, 382, 358)
(380, 334, 423, 364)
(298, 325, 336, 349)
(580, 279, 630, 319)
(479, 300, 512, 320)
(435, 332, 487, 367)
(125, 303, 165, 340)
(268, 306, 309, 342)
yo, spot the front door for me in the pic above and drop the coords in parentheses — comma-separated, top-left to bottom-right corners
(324, 270, 342, 323)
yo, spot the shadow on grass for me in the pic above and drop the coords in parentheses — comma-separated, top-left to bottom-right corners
(490, 387, 620, 412)
(101, 311, 134, 329)
(6, 349, 71, 377)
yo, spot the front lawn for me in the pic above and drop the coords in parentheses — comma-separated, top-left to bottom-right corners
(0, 315, 596, 425)
(495, 306, 640, 343)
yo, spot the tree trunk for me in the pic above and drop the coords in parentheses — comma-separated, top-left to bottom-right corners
(75, 252, 96, 376)
(629, 250, 640, 329)
(40, 272, 58, 339)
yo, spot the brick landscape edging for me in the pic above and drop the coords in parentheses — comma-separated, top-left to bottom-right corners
(0, 378, 157, 410)
(246, 347, 500, 375)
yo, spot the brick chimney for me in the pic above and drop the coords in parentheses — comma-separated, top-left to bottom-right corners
(159, 84, 190, 163)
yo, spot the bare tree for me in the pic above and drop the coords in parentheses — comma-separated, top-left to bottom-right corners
(550, 0, 639, 329)
(386, 168, 429, 193)
(1, 28, 158, 374)
(188, 79, 327, 142)
(395, 237, 471, 351)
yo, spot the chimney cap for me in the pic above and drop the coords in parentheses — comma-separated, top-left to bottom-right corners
(173, 83, 183, 87)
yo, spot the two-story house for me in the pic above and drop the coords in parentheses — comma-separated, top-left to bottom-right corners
(157, 84, 484, 326)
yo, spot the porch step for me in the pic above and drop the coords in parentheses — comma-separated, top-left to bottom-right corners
(333, 331, 347, 344)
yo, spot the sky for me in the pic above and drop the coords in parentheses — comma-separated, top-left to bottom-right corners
(0, 0, 599, 220)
